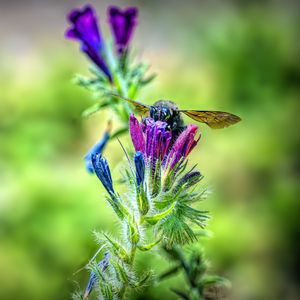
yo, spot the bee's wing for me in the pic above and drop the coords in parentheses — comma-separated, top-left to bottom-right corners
(179, 110, 241, 129)
(109, 93, 150, 116)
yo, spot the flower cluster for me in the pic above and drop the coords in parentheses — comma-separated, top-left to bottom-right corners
(81, 115, 209, 298)
(66, 4, 231, 300)
(66, 5, 138, 82)
(130, 114, 200, 171)
(66, 4, 155, 174)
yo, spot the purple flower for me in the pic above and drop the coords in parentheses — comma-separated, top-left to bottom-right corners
(130, 115, 172, 166)
(108, 6, 138, 54)
(130, 114, 145, 153)
(65, 5, 112, 81)
(129, 114, 200, 170)
(143, 118, 172, 163)
(167, 125, 201, 169)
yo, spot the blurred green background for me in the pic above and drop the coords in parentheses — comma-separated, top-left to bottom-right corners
(0, 0, 299, 299)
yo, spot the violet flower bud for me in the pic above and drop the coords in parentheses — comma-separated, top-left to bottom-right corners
(108, 6, 138, 55)
(85, 131, 110, 173)
(91, 154, 115, 198)
(134, 151, 145, 188)
(65, 5, 112, 81)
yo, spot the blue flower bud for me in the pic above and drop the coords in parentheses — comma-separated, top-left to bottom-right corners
(85, 131, 110, 173)
(173, 171, 203, 193)
(83, 251, 110, 299)
(91, 154, 115, 197)
(134, 151, 145, 188)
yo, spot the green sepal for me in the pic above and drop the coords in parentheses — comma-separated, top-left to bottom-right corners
(127, 217, 140, 245)
(137, 238, 161, 251)
(154, 187, 183, 210)
(102, 233, 130, 263)
(105, 194, 130, 221)
(150, 160, 162, 197)
(157, 215, 197, 247)
(111, 260, 131, 285)
(162, 159, 188, 192)
(99, 284, 114, 300)
(131, 271, 153, 288)
(137, 186, 150, 216)
(144, 202, 176, 225)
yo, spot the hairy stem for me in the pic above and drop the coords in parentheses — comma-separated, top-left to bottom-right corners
(119, 244, 137, 300)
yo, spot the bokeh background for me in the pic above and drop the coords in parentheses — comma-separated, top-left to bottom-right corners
(1, 0, 299, 299)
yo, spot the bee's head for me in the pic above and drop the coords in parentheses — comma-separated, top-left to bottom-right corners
(150, 105, 173, 123)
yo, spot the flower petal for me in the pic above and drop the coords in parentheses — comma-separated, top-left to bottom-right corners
(167, 125, 199, 168)
(130, 114, 146, 153)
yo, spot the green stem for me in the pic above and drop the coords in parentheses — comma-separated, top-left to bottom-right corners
(119, 244, 137, 300)
(105, 40, 131, 119)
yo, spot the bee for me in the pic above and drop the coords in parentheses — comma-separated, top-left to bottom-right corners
(112, 94, 241, 136)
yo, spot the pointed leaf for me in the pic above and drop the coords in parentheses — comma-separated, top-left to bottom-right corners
(82, 102, 110, 118)
(144, 202, 176, 225)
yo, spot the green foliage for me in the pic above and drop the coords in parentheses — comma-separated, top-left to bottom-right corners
(82, 144, 210, 298)
(74, 42, 154, 130)
(160, 247, 231, 300)
(2, 2, 299, 300)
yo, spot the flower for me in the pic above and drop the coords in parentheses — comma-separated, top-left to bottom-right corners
(166, 124, 201, 169)
(65, 5, 112, 81)
(85, 122, 111, 173)
(91, 154, 115, 198)
(134, 151, 145, 188)
(83, 251, 110, 299)
(129, 114, 200, 170)
(129, 114, 145, 153)
(108, 6, 138, 54)
(143, 118, 172, 163)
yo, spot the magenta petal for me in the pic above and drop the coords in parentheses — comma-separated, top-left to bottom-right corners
(167, 124, 199, 168)
(128, 115, 200, 171)
(130, 114, 145, 153)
